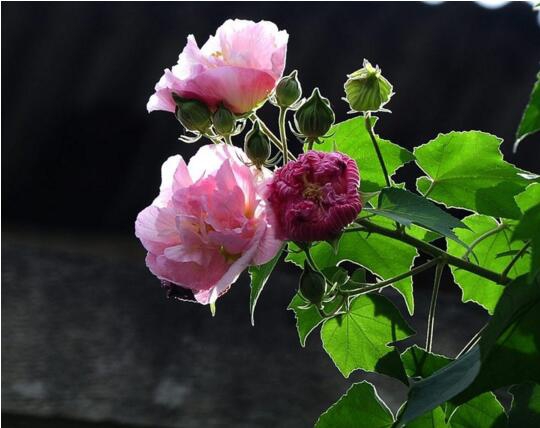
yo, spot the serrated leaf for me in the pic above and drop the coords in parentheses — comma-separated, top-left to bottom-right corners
(286, 230, 418, 314)
(404, 406, 449, 428)
(366, 188, 467, 246)
(396, 346, 482, 427)
(512, 203, 540, 282)
(248, 246, 284, 325)
(515, 71, 540, 151)
(287, 293, 324, 347)
(315, 381, 394, 428)
(515, 182, 540, 213)
(446, 214, 530, 313)
(401, 346, 452, 380)
(508, 382, 540, 428)
(415, 131, 534, 219)
(454, 275, 540, 404)
(398, 275, 540, 426)
(321, 294, 414, 379)
(448, 393, 507, 428)
(318, 116, 414, 192)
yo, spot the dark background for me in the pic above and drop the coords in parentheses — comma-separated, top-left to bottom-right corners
(2, 2, 540, 428)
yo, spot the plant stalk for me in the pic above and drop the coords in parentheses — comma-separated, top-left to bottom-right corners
(348, 219, 510, 285)
(364, 113, 391, 187)
(501, 240, 531, 280)
(426, 262, 444, 353)
(341, 258, 442, 294)
(278, 108, 289, 163)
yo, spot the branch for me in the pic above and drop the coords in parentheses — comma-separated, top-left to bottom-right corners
(349, 219, 510, 285)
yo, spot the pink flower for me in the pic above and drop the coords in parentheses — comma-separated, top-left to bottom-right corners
(135, 144, 282, 304)
(267, 151, 362, 242)
(147, 19, 288, 115)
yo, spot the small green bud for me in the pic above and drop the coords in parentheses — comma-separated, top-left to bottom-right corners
(212, 103, 236, 136)
(172, 94, 212, 134)
(294, 88, 335, 140)
(275, 70, 302, 108)
(299, 261, 326, 306)
(344, 59, 393, 113)
(244, 121, 271, 166)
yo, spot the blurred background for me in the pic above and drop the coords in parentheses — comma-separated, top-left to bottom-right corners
(2, 2, 540, 427)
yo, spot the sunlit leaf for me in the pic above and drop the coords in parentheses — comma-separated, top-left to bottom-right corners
(446, 214, 529, 313)
(321, 294, 413, 380)
(287, 293, 324, 347)
(248, 246, 284, 325)
(514, 71, 540, 151)
(318, 116, 414, 192)
(415, 131, 534, 219)
(315, 381, 394, 428)
(366, 187, 467, 245)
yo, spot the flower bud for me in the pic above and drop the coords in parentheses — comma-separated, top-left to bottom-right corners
(275, 70, 302, 108)
(294, 88, 335, 140)
(299, 261, 326, 306)
(244, 121, 271, 166)
(172, 94, 212, 133)
(344, 59, 393, 113)
(212, 103, 236, 136)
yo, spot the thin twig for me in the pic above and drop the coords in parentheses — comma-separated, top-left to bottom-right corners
(426, 262, 444, 353)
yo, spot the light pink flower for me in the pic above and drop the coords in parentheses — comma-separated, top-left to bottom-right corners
(267, 151, 362, 242)
(135, 144, 282, 304)
(147, 19, 288, 115)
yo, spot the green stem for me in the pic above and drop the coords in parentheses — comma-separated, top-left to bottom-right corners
(348, 219, 509, 285)
(426, 262, 444, 353)
(278, 108, 289, 163)
(456, 324, 487, 358)
(463, 223, 506, 261)
(364, 113, 391, 187)
(501, 240, 531, 280)
(341, 257, 442, 294)
(251, 115, 296, 161)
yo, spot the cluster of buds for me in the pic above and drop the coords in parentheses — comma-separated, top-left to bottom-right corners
(172, 94, 245, 143)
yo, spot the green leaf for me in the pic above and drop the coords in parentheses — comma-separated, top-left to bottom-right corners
(286, 231, 418, 314)
(514, 71, 540, 151)
(512, 203, 540, 282)
(315, 381, 394, 428)
(455, 275, 540, 403)
(415, 131, 534, 219)
(404, 406, 449, 428)
(287, 293, 324, 347)
(508, 382, 540, 428)
(515, 182, 540, 213)
(318, 116, 414, 192)
(398, 275, 540, 426)
(401, 346, 452, 380)
(446, 214, 530, 313)
(321, 294, 414, 379)
(248, 246, 284, 325)
(366, 188, 467, 246)
(400, 347, 452, 427)
(396, 346, 482, 427)
(448, 393, 507, 428)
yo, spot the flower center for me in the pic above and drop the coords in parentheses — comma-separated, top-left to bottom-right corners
(302, 175, 323, 201)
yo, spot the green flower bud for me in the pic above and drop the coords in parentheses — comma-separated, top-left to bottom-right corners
(294, 88, 335, 140)
(172, 94, 212, 134)
(275, 70, 302, 108)
(299, 261, 326, 306)
(344, 59, 393, 113)
(212, 103, 236, 136)
(244, 121, 271, 166)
